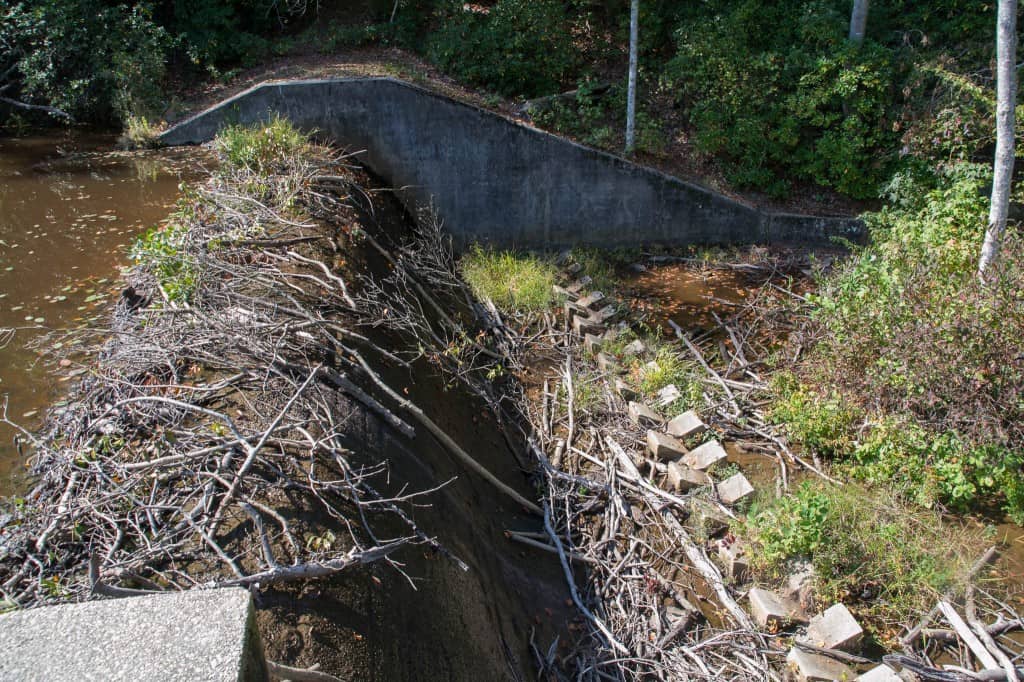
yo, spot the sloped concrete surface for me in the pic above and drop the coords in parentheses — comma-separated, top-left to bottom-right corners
(0, 588, 266, 681)
(160, 78, 863, 248)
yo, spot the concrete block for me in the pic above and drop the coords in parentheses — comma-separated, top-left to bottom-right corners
(803, 604, 863, 652)
(857, 665, 901, 681)
(622, 339, 646, 356)
(748, 587, 803, 629)
(573, 313, 605, 336)
(596, 352, 620, 373)
(687, 498, 730, 540)
(584, 333, 603, 354)
(654, 384, 682, 408)
(614, 378, 638, 401)
(589, 304, 618, 324)
(567, 276, 592, 294)
(647, 431, 688, 461)
(786, 647, 854, 682)
(0, 588, 267, 682)
(785, 561, 816, 611)
(682, 440, 728, 471)
(667, 410, 707, 439)
(717, 472, 754, 505)
(577, 291, 605, 309)
(666, 461, 710, 492)
(628, 402, 664, 427)
(715, 537, 750, 582)
(552, 284, 574, 300)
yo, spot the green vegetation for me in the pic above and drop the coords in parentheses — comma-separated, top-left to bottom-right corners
(460, 246, 558, 315)
(771, 164, 1024, 523)
(214, 115, 308, 174)
(427, 0, 578, 98)
(743, 482, 990, 638)
(131, 213, 197, 304)
(131, 118, 314, 303)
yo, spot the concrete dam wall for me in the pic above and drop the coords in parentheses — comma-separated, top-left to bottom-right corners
(161, 77, 862, 248)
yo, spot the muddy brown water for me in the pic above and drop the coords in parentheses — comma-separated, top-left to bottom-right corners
(0, 133, 202, 493)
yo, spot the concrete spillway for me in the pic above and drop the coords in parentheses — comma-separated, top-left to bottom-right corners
(160, 77, 862, 249)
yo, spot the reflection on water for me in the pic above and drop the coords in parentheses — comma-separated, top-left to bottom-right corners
(0, 132, 202, 493)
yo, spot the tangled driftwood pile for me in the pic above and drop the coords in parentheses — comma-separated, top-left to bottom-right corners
(1, 126, 1020, 682)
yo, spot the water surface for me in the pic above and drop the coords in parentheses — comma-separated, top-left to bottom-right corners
(0, 133, 201, 493)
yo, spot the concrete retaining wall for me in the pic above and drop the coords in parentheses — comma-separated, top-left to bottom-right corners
(161, 78, 862, 248)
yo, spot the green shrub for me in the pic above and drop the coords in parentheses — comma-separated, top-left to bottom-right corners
(666, 1, 898, 198)
(767, 372, 860, 458)
(743, 482, 990, 637)
(131, 213, 197, 304)
(460, 246, 558, 315)
(791, 163, 1024, 521)
(3, 0, 171, 125)
(426, 0, 578, 97)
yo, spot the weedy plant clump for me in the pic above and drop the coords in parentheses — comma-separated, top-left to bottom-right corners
(459, 245, 558, 316)
(741, 481, 992, 642)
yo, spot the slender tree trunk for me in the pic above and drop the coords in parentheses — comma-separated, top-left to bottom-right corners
(979, 0, 1018, 279)
(848, 0, 870, 43)
(625, 0, 639, 154)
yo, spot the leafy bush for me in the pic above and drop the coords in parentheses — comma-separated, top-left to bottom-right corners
(743, 482, 990, 636)
(427, 0, 578, 97)
(786, 164, 1024, 522)
(131, 211, 197, 303)
(3, 0, 170, 124)
(768, 372, 860, 458)
(666, 0, 899, 198)
(460, 246, 558, 315)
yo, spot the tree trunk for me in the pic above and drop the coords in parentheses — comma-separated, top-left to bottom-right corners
(625, 0, 639, 154)
(848, 0, 870, 43)
(979, 0, 1018, 279)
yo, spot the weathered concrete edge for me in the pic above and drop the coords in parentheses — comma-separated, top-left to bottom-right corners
(160, 77, 864, 248)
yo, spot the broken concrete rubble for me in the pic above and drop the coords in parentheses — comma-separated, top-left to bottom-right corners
(628, 402, 664, 427)
(682, 439, 728, 471)
(567, 276, 592, 294)
(666, 410, 707, 439)
(666, 461, 710, 492)
(572, 313, 604, 336)
(622, 339, 646, 356)
(654, 383, 681, 407)
(613, 378, 638, 401)
(748, 587, 804, 629)
(577, 291, 605, 309)
(717, 472, 754, 505)
(856, 664, 901, 681)
(786, 647, 854, 682)
(647, 431, 688, 461)
(802, 603, 863, 652)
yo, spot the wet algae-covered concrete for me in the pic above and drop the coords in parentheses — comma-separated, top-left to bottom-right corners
(161, 77, 862, 249)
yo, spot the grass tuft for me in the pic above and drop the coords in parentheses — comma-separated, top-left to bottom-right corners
(214, 114, 308, 175)
(460, 245, 558, 315)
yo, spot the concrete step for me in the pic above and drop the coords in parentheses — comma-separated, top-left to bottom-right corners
(0, 588, 267, 681)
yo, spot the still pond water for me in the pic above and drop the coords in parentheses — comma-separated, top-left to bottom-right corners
(0, 133, 200, 493)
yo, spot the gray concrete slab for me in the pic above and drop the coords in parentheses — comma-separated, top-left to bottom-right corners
(0, 589, 266, 681)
